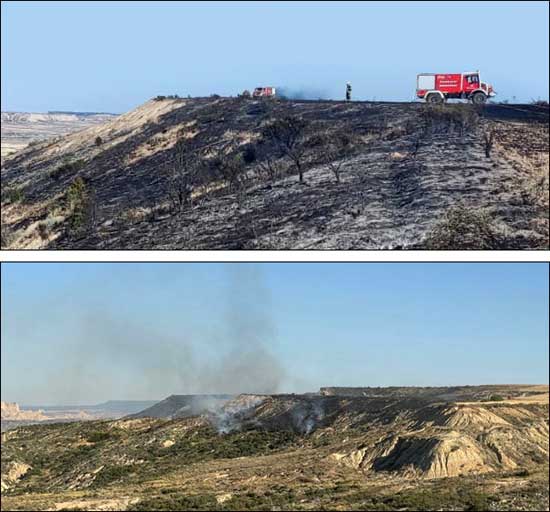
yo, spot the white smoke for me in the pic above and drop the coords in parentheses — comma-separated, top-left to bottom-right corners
(208, 395, 267, 434)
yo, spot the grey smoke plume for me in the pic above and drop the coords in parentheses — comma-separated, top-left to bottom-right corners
(290, 399, 326, 434)
(277, 86, 330, 100)
(209, 395, 266, 434)
(41, 265, 285, 404)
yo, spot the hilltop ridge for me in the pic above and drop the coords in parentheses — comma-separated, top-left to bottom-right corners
(2, 97, 548, 250)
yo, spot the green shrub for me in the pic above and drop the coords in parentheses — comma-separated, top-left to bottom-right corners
(1, 186, 24, 204)
(86, 431, 111, 443)
(423, 205, 503, 250)
(91, 464, 135, 488)
(131, 494, 217, 511)
(65, 177, 95, 236)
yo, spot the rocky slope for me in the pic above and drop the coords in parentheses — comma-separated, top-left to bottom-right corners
(1, 386, 548, 510)
(1, 98, 548, 249)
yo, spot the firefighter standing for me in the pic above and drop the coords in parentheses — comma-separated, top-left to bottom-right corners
(346, 82, 352, 101)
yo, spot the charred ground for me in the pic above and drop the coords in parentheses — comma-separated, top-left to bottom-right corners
(1, 98, 548, 250)
(1, 385, 548, 511)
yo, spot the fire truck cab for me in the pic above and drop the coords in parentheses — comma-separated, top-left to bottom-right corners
(252, 87, 276, 97)
(416, 71, 495, 104)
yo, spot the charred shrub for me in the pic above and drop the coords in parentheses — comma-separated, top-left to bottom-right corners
(165, 138, 201, 213)
(49, 159, 85, 181)
(318, 130, 358, 183)
(483, 129, 495, 158)
(37, 221, 50, 241)
(423, 205, 503, 250)
(422, 104, 479, 135)
(241, 144, 257, 164)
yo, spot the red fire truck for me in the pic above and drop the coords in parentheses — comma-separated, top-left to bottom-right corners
(252, 87, 276, 97)
(416, 71, 495, 104)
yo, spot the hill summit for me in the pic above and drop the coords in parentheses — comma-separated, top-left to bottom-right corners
(2, 97, 548, 249)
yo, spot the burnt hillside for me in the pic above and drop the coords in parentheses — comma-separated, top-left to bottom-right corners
(1, 97, 548, 249)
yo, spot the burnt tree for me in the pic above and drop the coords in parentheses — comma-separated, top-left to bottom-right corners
(166, 138, 199, 212)
(262, 115, 309, 183)
(320, 131, 356, 183)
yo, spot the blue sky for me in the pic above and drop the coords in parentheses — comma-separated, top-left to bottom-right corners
(1, 1, 548, 113)
(1, 263, 548, 405)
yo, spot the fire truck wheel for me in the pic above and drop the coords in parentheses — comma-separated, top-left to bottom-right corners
(426, 93, 444, 104)
(472, 92, 487, 105)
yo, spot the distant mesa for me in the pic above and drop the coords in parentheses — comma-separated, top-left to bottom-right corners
(127, 394, 233, 419)
(0, 401, 47, 421)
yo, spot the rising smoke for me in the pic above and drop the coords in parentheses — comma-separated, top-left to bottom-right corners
(38, 265, 286, 404)
(276, 86, 330, 100)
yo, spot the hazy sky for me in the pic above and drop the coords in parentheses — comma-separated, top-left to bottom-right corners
(1, 263, 548, 405)
(1, 1, 549, 112)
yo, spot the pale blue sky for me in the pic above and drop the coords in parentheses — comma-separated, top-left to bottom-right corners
(1, 263, 548, 405)
(1, 1, 549, 113)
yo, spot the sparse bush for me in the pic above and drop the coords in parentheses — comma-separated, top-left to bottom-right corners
(410, 136, 422, 159)
(37, 222, 50, 241)
(91, 464, 135, 488)
(165, 137, 202, 213)
(254, 138, 284, 181)
(86, 431, 111, 443)
(422, 104, 479, 136)
(130, 494, 218, 511)
(154, 95, 167, 101)
(424, 205, 503, 250)
(483, 129, 495, 158)
(208, 144, 249, 206)
(319, 130, 357, 183)
(1, 222, 13, 248)
(65, 177, 96, 237)
(94, 136, 103, 147)
(119, 206, 151, 224)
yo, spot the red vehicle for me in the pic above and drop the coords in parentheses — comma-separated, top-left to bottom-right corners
(252, 86, 276, 97)
(416, 71, 495, 104)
